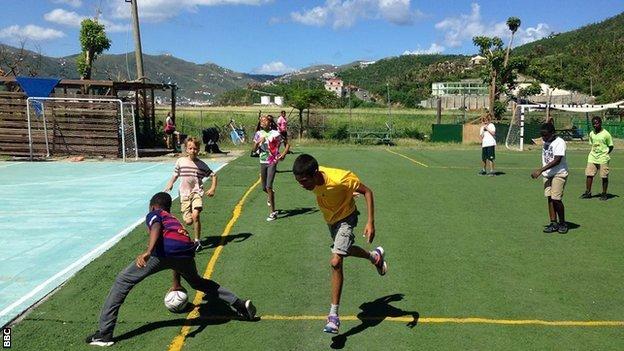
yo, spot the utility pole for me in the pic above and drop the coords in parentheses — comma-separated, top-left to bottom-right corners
(126, 0, 145, 82)
(386, 82, 391, 118)
(348, 83, 352, 119)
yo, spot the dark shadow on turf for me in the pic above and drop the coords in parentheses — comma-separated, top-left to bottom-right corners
(330, 294, 419, 349)
(564, 221, 580, 230)
(589, 193, 618, 200)
(277, 207, 318, 219)
(198, 232, 253, 250)
(114, 298, 258, 342)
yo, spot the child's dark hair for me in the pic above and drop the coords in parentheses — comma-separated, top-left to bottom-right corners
(293, 154, 318, 177)
(540, 122, 555, 134)
(591, 115, 602, 123)
(267, 115, 278, 131)
(150, 192, 172, 211)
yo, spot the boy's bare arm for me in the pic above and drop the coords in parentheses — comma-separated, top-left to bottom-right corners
(205, 174, 217, 197)
(164, 174, 179, 192)
(355, 182, 375, 243)
(137, 222, 161, 268)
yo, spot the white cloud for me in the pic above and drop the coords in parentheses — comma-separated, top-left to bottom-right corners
(403, 43, 445, 55)
(435, 3, 550, 48)
(44, 9, 130, 33)
(0, 25, 65, 42)
(52, 0, 82, 8)
(291, 0, 422, 29)
(110, 0, 272, 22)
(252, 61, 296, 75)
(44, 9, 84, 27)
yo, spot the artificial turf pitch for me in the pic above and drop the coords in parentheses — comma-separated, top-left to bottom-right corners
(9, 146, 624, 350)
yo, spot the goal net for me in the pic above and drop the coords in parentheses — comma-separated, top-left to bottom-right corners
(505, 102, 624, 151)
(26, 97, 138, 161)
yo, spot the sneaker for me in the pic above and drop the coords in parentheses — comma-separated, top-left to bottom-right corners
(235, 299, 257, 320)
(195, 239, 203, 252)
(478, 170, 486, 175)
(557, 223, 569, 234)
(580, 192, 592, 199)
(323, 315, 340, 334)
(543, 222, 559, 233)
(266, 211, 278, 221)
(372, 247, 388, 276)
(85, 331, 114, 347)
(599, 193, 608, 201)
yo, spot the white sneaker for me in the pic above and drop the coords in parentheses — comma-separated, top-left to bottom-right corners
(194, 239, 203, 252)
(266, 211, 278, 221)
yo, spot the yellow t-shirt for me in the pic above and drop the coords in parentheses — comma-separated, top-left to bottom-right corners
(313, 166, 361, 224)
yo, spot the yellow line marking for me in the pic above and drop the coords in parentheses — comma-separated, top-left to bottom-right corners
(168, 178, 261, 351)
(385, 149, 429, 168)
(260, 315, 624, 327)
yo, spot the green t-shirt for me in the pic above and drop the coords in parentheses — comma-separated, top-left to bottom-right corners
(587, 129, 613, 164)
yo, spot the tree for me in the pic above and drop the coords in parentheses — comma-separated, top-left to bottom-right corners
(285, 85, 334, 138)
(77, 19, 111, 80)
(473, 34, 527, 119)
(504, 17, 521, 67)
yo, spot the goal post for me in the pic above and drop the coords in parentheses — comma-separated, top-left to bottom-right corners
(26, 97, 138, 161)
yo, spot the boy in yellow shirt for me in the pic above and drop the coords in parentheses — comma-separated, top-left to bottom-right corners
(292, 154, 387, 334)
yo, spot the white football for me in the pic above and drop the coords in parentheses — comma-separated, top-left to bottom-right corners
(164, 290, 188, 313)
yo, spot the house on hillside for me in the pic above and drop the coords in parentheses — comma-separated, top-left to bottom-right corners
(325, 77, 344, 97)
(512, 74, 594, 104)
(470, 55, 486, 66)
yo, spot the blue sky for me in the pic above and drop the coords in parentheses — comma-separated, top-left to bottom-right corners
(1, 0, 623, 75)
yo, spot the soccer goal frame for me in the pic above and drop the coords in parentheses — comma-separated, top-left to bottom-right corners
(505, 102, 624, 151)
(26, 97, 138, 161)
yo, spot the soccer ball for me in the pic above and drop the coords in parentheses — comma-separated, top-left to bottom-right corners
(164, 290, 188, 313)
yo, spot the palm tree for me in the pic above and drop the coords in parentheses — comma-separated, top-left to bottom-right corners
(504, 17, 521, 68)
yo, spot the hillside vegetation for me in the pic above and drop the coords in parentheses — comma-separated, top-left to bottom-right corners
(514, 12, 624, 102)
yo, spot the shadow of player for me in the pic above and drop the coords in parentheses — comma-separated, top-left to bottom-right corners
(198, 232, 253, 250)
(330, 294, 419, 349)
(114, 296, 258, 342)
(277, 207, 318, 219)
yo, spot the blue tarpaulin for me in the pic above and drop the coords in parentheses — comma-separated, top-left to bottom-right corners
(15, 76, 60, 98)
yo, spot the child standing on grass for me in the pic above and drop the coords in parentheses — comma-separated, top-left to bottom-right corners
(479, 114, 496, 176)
(164, 137, 216, 251)
(252, 115, 290, 221)
(292, 154, 387, 334)
(580, 116, 614, 201)
(531, 123, 569, 234)
(85, 192, 256, 347)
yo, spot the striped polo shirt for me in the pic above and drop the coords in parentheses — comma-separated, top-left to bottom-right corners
(174, 157, 213, 197)
(146, 209, 195, 258)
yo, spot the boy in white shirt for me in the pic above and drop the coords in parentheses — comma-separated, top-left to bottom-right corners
(479, 115, 496, 176)
(531, 123, 569, 234)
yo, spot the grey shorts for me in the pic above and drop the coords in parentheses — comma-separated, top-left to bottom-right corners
(260, 163, 277, 191)
(327, 211, 358, 255)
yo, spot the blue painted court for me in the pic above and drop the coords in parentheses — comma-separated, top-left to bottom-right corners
(0, 160, 224, 327)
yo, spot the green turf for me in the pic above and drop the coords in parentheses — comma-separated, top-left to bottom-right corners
(9, 146, 624, 350)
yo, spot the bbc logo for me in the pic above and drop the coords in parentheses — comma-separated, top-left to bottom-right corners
(2, 328, 10, 349)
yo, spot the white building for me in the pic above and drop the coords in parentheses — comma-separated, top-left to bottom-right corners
(324, 78, 344, 97)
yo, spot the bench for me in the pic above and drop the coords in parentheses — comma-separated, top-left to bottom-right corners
(349, 130, 393, 145)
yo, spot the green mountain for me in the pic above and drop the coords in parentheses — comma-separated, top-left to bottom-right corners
(337, 54, 478, 107)
(0, 44, 273, 101)
(513, 12, 624, 102)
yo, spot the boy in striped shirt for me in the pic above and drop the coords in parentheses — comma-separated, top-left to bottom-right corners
(165, 137, 217, 251)
(85, 192, 255, 347)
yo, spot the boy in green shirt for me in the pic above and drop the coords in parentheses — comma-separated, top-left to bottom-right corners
(581, 116, 614, 201)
